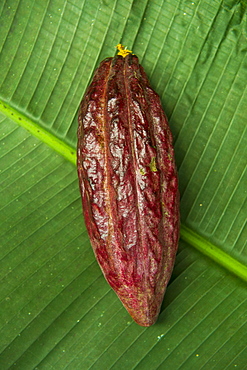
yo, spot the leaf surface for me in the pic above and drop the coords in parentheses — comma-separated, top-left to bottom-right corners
(0, 0, 246, 369)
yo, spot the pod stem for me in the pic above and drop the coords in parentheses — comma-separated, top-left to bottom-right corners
(116, 43, 133, 57)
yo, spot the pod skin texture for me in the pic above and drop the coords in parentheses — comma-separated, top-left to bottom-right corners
(77, 50, 179, 326)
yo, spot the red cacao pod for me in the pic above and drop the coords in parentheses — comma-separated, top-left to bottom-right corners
(77, 45, 179, 326)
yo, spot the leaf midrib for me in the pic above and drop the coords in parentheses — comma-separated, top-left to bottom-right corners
(1, 98, 246, 282)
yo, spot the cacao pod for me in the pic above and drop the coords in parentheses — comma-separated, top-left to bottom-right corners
(77, 44, 179, 326)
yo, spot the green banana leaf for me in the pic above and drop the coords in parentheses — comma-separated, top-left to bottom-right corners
(0, 0, 246, 368)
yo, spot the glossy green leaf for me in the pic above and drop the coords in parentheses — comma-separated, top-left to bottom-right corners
(0, 0, 246, 369)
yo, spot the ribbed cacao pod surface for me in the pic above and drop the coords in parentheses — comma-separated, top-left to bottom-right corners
(77, 45, 180, 326)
